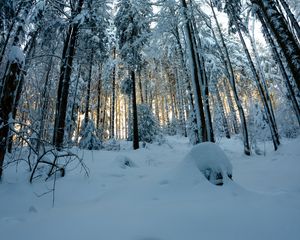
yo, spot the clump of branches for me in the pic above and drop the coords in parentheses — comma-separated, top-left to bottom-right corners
(3, 121, 89, 183)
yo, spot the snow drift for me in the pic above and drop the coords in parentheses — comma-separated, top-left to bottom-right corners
(183, 142, 233, 185)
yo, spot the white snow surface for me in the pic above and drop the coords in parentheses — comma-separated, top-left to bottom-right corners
(8, 46, 25, 66)
(1, 136, 300, 240)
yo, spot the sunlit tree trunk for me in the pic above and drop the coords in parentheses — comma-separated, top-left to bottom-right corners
(181, 0, 207, 142)
(232, 13, 280, 151)
(210, 1, 250, 154)
(215, 83, 231, 139)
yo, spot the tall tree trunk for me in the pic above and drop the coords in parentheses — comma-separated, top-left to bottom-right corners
(252, 0, 300, 91)
(257, 10, 300, 125)
(210, 1, 250, 154)
(190, 10, 215, 142)
(138, 69, 144, 104)
(36, 59, 53, 154)
(181, 0, 207, 142)
(96, 64, 102, 130)
(248, 22, 279, 140)
(279, 0, 300, 42)
(232, 13, 280, 151)
(84, 52, 93, 126)
(0, 2, 24, 66)
(111, 48, 116, 139)
(0, 53, 24, 180)
(7, 30, 37, 153)
(53, 0, 84, 150)
(68, 65, 81, 143)
(215, 83, 231, 139)
(131, 70, 139, 150)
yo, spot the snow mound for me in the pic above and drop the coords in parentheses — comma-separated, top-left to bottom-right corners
(184, 142, 233, 185)
(8, 46, 25, 66)
(114, 155, 137, 169)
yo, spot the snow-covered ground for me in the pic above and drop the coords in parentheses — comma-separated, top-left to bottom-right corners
(1, 136, 300, 240)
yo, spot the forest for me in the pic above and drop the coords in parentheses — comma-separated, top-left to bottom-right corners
(0, 0, 300, 239)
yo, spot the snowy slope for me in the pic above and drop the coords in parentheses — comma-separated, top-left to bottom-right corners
(0, 136, 300, 240)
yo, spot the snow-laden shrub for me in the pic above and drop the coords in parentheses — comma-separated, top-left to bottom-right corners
(184, 142, 233, 185)
(79, 119, 102, 150)
(276, 104, 300, 138)
(127, 104, 162, 143)
(248, 101, 269, 154)
(103, 139, 120, 151)
(114, 155, 136, 169)
(137, 104, 162, 143)
(120, 77, 133, 96)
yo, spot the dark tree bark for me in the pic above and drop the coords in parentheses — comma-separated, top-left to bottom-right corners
(84, 52, 93, 126)
(0, 59, 23, 180)
(278, 0, 300, 42)
(53, 0, 84, 150)
(257, 10, 300, 125)
(96, 64, 102, 130)
(181, 0, 208, 142)
(190, 20, 215, 142)
(131, 70, 139, 150)
(111, 48, 116, 139)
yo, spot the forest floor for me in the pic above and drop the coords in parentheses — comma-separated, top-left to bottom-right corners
(0, 135, 300, 240)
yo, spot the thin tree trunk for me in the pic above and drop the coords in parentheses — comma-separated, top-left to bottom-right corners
(36, 59, 53, 154)
(210, 1, 250, 154)
(111, 48, 116, 139)
(96, 64, 102, 130)
(232, 13, 280, 150)
(248, 21, 279, 140)
(215, 84, 231, 139)
(181, 0, 207, 142)
(84, 52, 93, 126)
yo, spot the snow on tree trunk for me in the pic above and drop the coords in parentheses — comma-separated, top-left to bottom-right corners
(252, 0, 300, 91)
(0, 46, 25, 180)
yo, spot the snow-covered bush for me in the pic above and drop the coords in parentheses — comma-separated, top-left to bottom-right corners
(163, 118, 178, 136)
(184, 142, 233, 185)
(113, 155, 136, 169)
(137, 104, 161, 143)
(79, 120, 102, 150)
(248, 101, 269, 154)
(127, 104, 162, 144)
(120, 77, 133, 96)
(103, 139, 120, 151)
